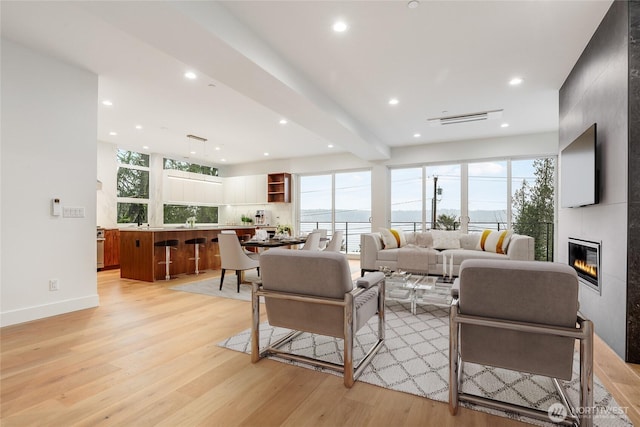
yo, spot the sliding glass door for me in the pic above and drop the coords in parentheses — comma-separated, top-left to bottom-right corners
(299, 170, 371, 254)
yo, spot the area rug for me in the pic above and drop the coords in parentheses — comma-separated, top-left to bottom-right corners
(219, 301, 632, 427)
(169, 272, 260, 302)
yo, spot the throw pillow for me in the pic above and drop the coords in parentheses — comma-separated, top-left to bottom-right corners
(379, 228, 398, 249)
(390, 229, 407, 247)
(477, 229, 513, 254)
(431, 230, 461, 249)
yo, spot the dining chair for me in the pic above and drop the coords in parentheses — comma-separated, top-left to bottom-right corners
(221, 229, 257, 256)
(323, 231, 344, 252)
(301, 231, 321, 250)
(218, 233, 260, 292)
(312, 228, 328, 249)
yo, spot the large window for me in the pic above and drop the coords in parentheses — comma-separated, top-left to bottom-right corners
(117, 149, 150, 224)
(390, 168, 423, 232)
(426, 164, 461, 230)
(512, 158, 555, 260)
(164, 205, 218, 224)
(299, 171, 371, 254)
(468, 160, 507, 231)
(164, 158, 218, 176)
(391, 165, 461, 231)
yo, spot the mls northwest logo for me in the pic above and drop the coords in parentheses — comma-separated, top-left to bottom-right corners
(548, 403, 568, 423)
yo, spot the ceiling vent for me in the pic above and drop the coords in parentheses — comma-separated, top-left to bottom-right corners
(427, 109, 503, 126)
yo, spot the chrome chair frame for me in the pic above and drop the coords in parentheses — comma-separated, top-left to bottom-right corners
(449, 297, 594, 427)
(251, 281, 385, 388)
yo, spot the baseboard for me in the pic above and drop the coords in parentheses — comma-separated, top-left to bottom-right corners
(0, 294, 100, 327)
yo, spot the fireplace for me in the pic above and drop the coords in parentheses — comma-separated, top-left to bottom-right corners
(568, 238, 601, 294)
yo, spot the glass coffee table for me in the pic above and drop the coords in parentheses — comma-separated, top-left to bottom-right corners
(385, 272, 453, 314)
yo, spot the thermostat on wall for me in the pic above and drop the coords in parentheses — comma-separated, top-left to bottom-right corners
(51, 198, 61, 216)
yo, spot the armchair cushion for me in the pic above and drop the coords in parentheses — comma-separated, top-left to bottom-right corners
(356, 271, 385, 289)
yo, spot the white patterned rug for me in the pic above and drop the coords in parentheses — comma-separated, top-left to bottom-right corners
(219, 301, 632, 427)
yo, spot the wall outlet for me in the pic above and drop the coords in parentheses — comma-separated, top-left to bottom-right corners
(49, 279, 59, 291)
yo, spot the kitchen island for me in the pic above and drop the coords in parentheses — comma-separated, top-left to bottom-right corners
(120, 227, 255, 282)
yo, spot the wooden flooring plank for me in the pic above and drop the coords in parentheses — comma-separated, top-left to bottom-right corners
(0, 265, 638, 427)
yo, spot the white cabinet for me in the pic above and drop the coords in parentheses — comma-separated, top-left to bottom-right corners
(163, 170, 223, 204)
(223, 175, 267, 205)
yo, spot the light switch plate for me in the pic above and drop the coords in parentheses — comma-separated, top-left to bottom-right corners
(63, 206, 85, 218)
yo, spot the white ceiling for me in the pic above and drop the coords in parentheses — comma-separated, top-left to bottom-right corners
(1, 1, 612, 166)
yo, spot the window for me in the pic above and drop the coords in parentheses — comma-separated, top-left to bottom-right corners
(299, 174, 332, 230)
(164, 205, 218, 224)
(299, 171, 371, 254)
(390, 165, 461, 231)
(164, 158, 218, 176)
(117, 203, 148, 225)
(468, 161, 507, 231)
(117, 149, 150, 224)
(390, 168, 423, 232)
(512, 158, 556, 260)
(426, 164, 461, 230)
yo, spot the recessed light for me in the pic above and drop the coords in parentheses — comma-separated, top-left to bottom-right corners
(190, 151, 197, 154)
(215, 146, 221, 151)
(501, 123, 509, 128)
(407, 0, 420, 9)
(221, 158, 227, 162)
(509, 77, 523, 86)
(135, 125, 143, 130)
(328, 144, 334, 148)
(279, 119, 288, 125)
(102, 100, 113, 106)
(264, 152, 270, 156)
(388, 98, 399, 106)
(109, 131, 118, 136)
(142, 145, 149, 150)
(413, 133, 421, 138)
(184, 71, 197, 80)
(333, 21, 348, 32)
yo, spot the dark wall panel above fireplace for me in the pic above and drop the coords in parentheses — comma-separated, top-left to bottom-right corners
(558, 0, 634, 361)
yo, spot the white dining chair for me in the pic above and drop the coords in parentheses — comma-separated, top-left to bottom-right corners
(323, 231, 344, 252)
(218, 233, 260, 292)
(312, 228, 328, 250)
(301, 232, 321, 250)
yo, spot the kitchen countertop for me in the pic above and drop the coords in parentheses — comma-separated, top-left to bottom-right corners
(119, 226, 257, 232)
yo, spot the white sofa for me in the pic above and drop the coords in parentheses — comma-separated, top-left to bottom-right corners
(360, 230, 534, 277)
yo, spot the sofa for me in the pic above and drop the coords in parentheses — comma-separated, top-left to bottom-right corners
(360, 229, 534, 277)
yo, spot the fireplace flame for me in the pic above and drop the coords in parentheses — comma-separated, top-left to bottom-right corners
(574, 259, 597, 277)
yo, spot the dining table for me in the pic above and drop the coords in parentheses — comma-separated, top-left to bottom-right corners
(240, 237, 307, 249)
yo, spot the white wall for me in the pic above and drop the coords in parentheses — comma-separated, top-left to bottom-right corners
(0, 39, 99, 326)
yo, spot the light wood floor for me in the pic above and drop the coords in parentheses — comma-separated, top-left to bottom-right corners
(1, 268, 639, 427)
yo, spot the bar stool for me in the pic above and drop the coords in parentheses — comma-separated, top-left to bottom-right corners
(155, 239, 179, 280)
(185, 237, 206, 275)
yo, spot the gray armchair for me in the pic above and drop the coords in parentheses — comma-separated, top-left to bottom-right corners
(449, 259, 593, 427)
(251, 249, 385, 387)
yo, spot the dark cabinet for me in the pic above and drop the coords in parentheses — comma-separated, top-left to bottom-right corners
(267, 173, 291, 203)
(104, 229, 120, 268)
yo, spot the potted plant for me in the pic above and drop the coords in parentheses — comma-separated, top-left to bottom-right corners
(276, 224, 292, 236)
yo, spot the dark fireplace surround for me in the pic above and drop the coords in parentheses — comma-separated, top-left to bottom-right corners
(568, 238, 601, 294)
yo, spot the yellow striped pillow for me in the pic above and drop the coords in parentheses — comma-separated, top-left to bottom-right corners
(477, 230, 513, 254)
